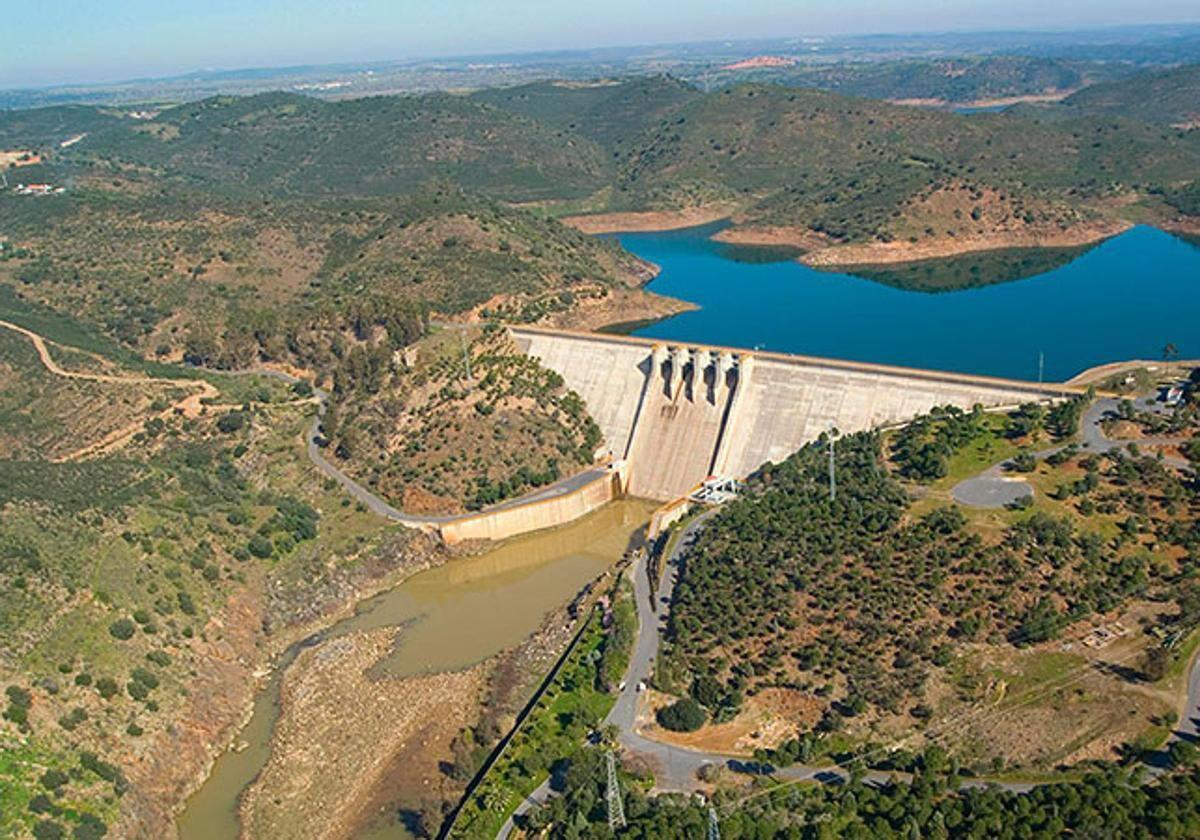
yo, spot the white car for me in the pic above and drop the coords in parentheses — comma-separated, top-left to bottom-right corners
(636, 681, 646, 693)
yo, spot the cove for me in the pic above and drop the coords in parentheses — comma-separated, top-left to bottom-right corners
(614, 224, 1200, 381)
(176, 499, 653, 840)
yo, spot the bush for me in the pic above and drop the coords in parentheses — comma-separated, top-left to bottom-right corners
(216, 411, 247, 433)
(39, 769, 69, 790)
(1010, 452, 1037, 472)
(130, 668, 159, 690)
(32, 821, 64, 840)
(657, 697, 707, 732)
(95, 678, 119, 700)
(73, 813, 108, 840)
(108, 619, 136, 640)
(1170, 738, 1199, 767)
(247, 534, 274, 558)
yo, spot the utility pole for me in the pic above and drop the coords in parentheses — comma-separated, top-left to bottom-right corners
(708, 806, 721, 840)
(606, 751, 626, 831)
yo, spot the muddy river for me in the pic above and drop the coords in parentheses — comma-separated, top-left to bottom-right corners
(176, 499, 653, 839)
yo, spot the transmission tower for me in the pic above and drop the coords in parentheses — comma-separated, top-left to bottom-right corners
(606, 750, 626, 831)
(708, 806, 721, 840)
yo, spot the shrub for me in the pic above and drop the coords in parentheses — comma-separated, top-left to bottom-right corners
(73, 813, 108, 840)
(657, 697, 707, 732)
(247, 534, 274, 558)
(130, 668, 159, 690)
(39, 769, 69, 790)
(216, 411, 247, 433)
(32, 820, 64, 840)
(1170, 739, 1199, 767)
(108, 619, 136, 640)
(95, 678, 119, 700)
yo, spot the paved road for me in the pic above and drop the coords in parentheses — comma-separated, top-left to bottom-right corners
(953, 394, 1193, 508)
(209, 371, 613, 529)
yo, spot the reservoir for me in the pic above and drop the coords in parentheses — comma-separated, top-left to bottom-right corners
(615, 224, 1200, 381)
(176, 499, 653, 840)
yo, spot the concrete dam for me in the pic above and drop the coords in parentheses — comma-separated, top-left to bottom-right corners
(512, 326, 1079, 501)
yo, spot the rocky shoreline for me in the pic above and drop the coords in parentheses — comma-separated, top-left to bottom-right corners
(240, 567, 611, 839)
(119, 529, 450, 839)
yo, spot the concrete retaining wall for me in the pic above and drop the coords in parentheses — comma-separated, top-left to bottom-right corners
(648, 498, 693, 541)
(439, 468, 622, 545)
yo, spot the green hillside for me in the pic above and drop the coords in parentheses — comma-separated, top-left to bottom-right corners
(703, 56, 1111, 104)
(0, 186, 651, 368)
(470, 75, 702, 152)
(1062, 63, 1200, 126)
(11, 91, 612, 201)
(612, 83, 1200, 241)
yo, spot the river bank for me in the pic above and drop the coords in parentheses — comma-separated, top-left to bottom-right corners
(175, 499, 653, 839)
(559, 205, 737, 234)
(717, 218, 1132, 266)
(563, 207, 1141, 268)
(168, 528, 449, 840)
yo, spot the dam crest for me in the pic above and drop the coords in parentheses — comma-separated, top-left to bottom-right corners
(512, 326, 1078, 501)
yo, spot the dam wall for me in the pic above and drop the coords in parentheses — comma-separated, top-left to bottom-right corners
(624, 345, 737, 499)
(513, 326, 1079, 501)
(439, 464, 625, 545)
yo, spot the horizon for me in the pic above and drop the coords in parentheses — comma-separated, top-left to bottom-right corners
(3, 1, 1199, 91)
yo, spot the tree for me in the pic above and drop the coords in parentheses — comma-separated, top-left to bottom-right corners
(1142, 645, 1171, 682)
(691, 675, 725, 709)
(216, 410, 247, 433)
(1169, 739, 1198, 767)
(657, 697, 707, 732)
(247, 534, 274, 559)
(108, 619, 135, 640)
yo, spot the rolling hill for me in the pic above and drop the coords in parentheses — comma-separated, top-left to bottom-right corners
(1061, 63, 1200, 127)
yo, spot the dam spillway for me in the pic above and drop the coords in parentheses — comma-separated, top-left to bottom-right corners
(512, 327, 1079, 501)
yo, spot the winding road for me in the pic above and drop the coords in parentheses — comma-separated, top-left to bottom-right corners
(952, 395, 1194, 507)
(0, 318, 612, 530)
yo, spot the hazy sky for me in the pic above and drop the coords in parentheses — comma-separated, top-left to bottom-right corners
(3, 0, 1198, 88)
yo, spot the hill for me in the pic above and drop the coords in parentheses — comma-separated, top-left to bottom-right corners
(0, 185, 660, 362)
(1061, 63, 1200, 127)
(6, 91, 613, 201)
(470, 75, 702, 153)
(606, 83, 1200, 259)
(702, 56, 1115, 106)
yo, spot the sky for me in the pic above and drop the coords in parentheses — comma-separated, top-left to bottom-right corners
(3, 0, 1199, 89)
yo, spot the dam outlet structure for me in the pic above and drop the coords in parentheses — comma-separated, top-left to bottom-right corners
(512, 326, 1081, 502)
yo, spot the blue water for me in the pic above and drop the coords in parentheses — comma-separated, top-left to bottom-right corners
(616, 224, 1200, 381)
